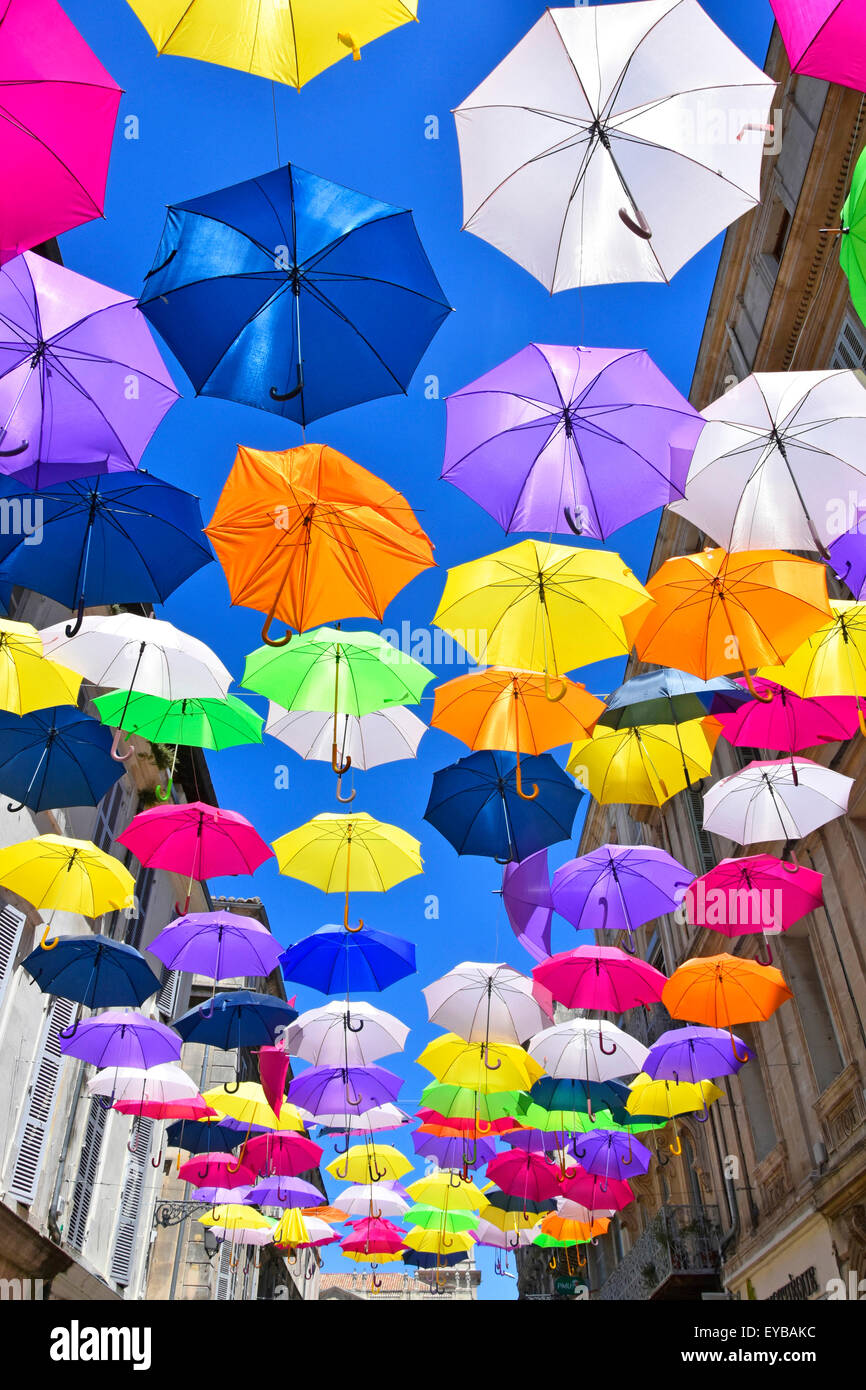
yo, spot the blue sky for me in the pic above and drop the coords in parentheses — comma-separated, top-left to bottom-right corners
(60, 0, 774, 1299)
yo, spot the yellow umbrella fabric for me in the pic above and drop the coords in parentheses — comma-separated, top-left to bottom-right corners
(325, 1145, 412, 1184)
(416, 1033, 543, 1094)
(566, 719, 720, 806)
(202, 1083, 308, 1133)
(405, 1171, 486, 1212)
(199, 1206, 274, 1231)
(477, 1202, 544, 1232)
(403, 1225, 475, 1253)
(627, 1073, 723, 1119)
(126, 0, 419, 90)
(0, 619, 81, 715)
(0, 835, 136, 919)
(343, 1249, 406, 1264)
(273, 1208, 310, 1248)
(760, 601, 866, 732)
(432, 541, 653, 692)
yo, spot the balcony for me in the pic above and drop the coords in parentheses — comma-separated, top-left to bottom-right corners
(595, 1205, 722, 1301)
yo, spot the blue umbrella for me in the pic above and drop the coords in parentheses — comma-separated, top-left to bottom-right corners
(0, 472, 213, 636)
(139, 162, 451, 427)
(172, 989, 297, 1048)
(0, 705, 123, 812)
(600, 668, 751, 729)
(165, 1119, 248, 1155)
(402, 1250, 468, 1270)
(424, 751, 583, 863)
(528, 1076, 629, 1118)
(22, 934, 161, 1009)
(279, 923, 416, 995)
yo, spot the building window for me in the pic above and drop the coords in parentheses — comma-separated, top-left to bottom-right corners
(761, 199, 792, 272)
(92, 781, 126, 854)
(737, 1025, 778, 1163)
(781, 932, 844, 1093)
(684, 785, 716, 875)
(831, 314, 866, 371)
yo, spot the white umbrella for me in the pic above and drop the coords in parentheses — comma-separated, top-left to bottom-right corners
(337, 1183, 410, 1220)
(454, 0, 775, 290)
(670, 371, 866, 555)
(556, 1196, 616, 1222)
(474, 1219, 535, 1249)
(422, 961, 551, 1047)
(284, 1000, 409, 1068)
(315, 1103, 411, 1133)
(87, 1060, 199, 1103)
(527, 1019, 648, 1082)
(266, 704, 426, 769)
(702, 757, 853, 844)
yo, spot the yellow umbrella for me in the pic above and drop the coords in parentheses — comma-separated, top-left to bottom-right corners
(199, 1206, 274, 1231)
(272, 1207, 310, 1251)
(432, 541, 653, 700)
(760, 600, 866, 734)
(0, 834, 136, 948)
(272, 811, 422, 931)
(325, 1144, 412, 1184)
(127, 0, 419, 90)
(202, 1083, 308, 1170)
(0, 618, 81, 715)
(417, 1033, 543, 1094)
(477, 1201, 544, 1232)
(343, 1248, 405, 1264)
(627, 1072, 723, 1156)
(405, 1171, 486, 1212)
(566, 719, 720, 806)
(403, 1225, 475, 1254)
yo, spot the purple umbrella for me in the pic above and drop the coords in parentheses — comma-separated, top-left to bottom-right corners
(411, 1131, 498, 1170)
(59, 1009, 181, 1068)
(828, 508, 866, 599)
(502, 850, 554, 965)
(149, 911, 284, 982)
(551, 844, 693, 948)
(243, 1176, 325, 1208)
(645, 1026, 752, 1084)
(287, 1065, 402, 1116)
(569, 1129, 652, 1186)
(441, 344, 704, 541)
(504, 1129, 553, 1154)
(0, 252, 179, 487)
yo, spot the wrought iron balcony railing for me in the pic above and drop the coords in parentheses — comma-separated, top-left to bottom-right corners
(595, 1205, 721, 1301)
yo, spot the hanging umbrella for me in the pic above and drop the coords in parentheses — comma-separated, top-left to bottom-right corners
(244, 1177, 325, 1209)
(405, 1171, 486, 1212)
(431, 667, 603, 798)
(0, 619, 81, 714)
(527, 1076, 626, 1122)
(625, 548, 832, 699)
(266, 705, 426, 788)
(433, 541, 652, 695)
(566, 720, 720, 807)
(479, 1194, 553, 1228)
(827, 500, 866, 599)
(600, 668, 752, 730)
(771, 0, 866, 90)
(149, 911, 284, 982)
(3, 836, 136, 944)
(473, 1219, 536, 1249)
(841, 146, 866, 328)
(0, 706, 123, 813)
(22, 935, 160, 1008)
(244, 1132, 324, 1179)
(501, 850, 553, 965)
(59, 1009, 180, 1068)
(166, 1119, 249, 1156)
(272, 812, 423, 932)
(403, 1226, 475, 1255)
(341, 1216, 408, 1254)
(406, 1205, 479, 1234)
(485, 1149, 562, 1204)
(684, 855, 823, 944)
(411, 1132, 497, 1172)
(568, 1130, 652, 1183)
(118, 802, 273, 915)
(140, 162, 450, 427)
(760, 602, 866, 735)
(337, 1184, 411, 1221)
(644, 1025, 753, 1083)
(205, 442, 434, 645)
(325, 1145, 412, 1185)
(418, 1083, 524, 1126)
(670, 371, 866, 557)
(663, 954, 792, 1061)
(551, 844, 694, 940)
(172, 990, 298, 1052)
(424, 750, 584, 862)
(422, 962, 551, 1047)
(0, 0, 121, 261)
(702, 759, 853, 846)
(627, 1073, 723, 1154)
(0, 255, 178, 487)
(126, 0, 419, 90)
(528, 1020, 648, 1083)
(178, 1153, 255, 1189)
(287, 1064, 403, 1115)
(279, 923, 416, 994)
(442, 343, 704, 539)
(200, 1083, 309, 1134)
(416, 1034, 543, 1094)
(88, 1061, 199, 1106)
(538, 1214, 609, 1244)
(453, 1, 774, 290)
(115, 1096, 216, 1123)
(317, 1105, 411, 1134)
(199, 1205, 274, 1233)
(712, 677, 863, 755)
(285, 1000, 408, 1068)
(534, 947, 667, 1014)
(560, 1169, 634, 1213)
(93, 694, 262, 795)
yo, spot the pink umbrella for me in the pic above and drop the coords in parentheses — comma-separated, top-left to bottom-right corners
(771, 1, 866, 93)
(559, 1168, 635, 1213)
(178, 1152, 254, 1189)
(113, 1095, 217, 1121)
(684, 854, 823, 965)
(117, 801, 274, 913)
(243, 1132, 324, 1179)
(0, 0, 121, 261)
(533, 945, 667, 1013)
(485, 1149, 562, 1205)
(714, 677, 863, 757)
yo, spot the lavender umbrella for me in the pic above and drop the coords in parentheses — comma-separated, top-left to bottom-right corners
(551, 844, 694, 946)
(150, 911, 284, 982)
(645, 1026, 752, 1084)
(0, 252, 179, 487)
(501, 849, 554, 965)
(828, 507, 866, 599)
(569, 1129, 653, 1185)
(441, 344, 704, 541)
(59, 1009, 181, 1068)
(411, 1131, 498, 1170)
(243, 1177, 325, 1208)
(287, 1065, 403, 1116)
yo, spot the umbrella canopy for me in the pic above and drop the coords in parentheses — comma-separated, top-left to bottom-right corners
(538, 1213, 609, 1244)
(126, 0, 420, 91)
(267, 704, 426, 775)
(528, 1020, 648, 1083)
(566, 720, 720, 807)
(118, 802, 273, 881)
(761, 602, 866, 717)
(422, 962, 551, 1047)
(417, 1034, 543, 1094)
(501, 850, 554, 965)
(663, 954, 793, 1034)
(712, 678, 863, 753)
(89, 1061, 199, 1105)
(115, 1096, 216, 1122)
(534, 947, 667, 1014)
(40, 613, 233, 703)
(403, 1226, 475, 1254)
(433, 540, 652, 684)
(644, 1026, 753, 1083)
(411, 1132, 497, 1171)
(702, 758, 853, 844)
(178, 1153, 254, 1189)
(243, 1132, 324, 1179)
(424, 750, 584, 862)
(442, 343, 704, 539)
(199, 1205, 274, 1233)
(59, 1010, 180, 1068)
(0, 619, 81, 715)
(453, 1, 774, 289)
(337, 1184, 411, 1220)
(244, 627, 432, 713)
(206, 443, 434, 642)
(569, 1130, 652, 1182)
(560, 1169, 634, 1213)
(244, 1177, 325, 1209)
(1, 836, 135, 919)
(0, 705, 123, 812)
(405, 1171, 486, 1212)
(771, 0, 866, 90)
(166, 1120, 249, 1156)
(272, 1208, 312, 1249)
(418, 1083, 524, 1125)
(600, 668, 751, 730)
(842, 146, 866, 328)
(149, 911, 283, 982)
(287, 1064, 403, 1115)
(485, 1149, 561, 1203)
(684, 856, 823, 936)
(406, 1205, 479, 1234)
(827, 502, 866, 601)
(0, 255, 178, 487)
(341, 1216, 408, 1256)
(279, 923, 416, 994)
(325, 1145, 412, 1184)
(93, 693, 262, 754)
(627, 1073, 723, 1121)
(285, 1000, 409, 1068)
(0, 0, 121, 261)
(202, 1083, 308, 1131)
(140, 162, 450, 427)
(670, 371, 866, 555)
(172, 991, 298, 1050)
(0, 473, 211, 631)
(473, 1219, 536, 1249)
(551, 844, 694, 936)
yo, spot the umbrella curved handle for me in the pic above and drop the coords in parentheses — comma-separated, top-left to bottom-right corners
(590, 1235, 600, 1247)
(598, 1032, 617, 1056)
(621, 1132, 634, 1166)
(756, 937, 774, 967)
(656, 1142, 670, 1168)
(334, 1134, 350, 1155)
(493, 853, 515, 866)
(544, 671, 568, 703)
(618, 206, 653, 239)
(514, 752, 539, 803)
(155, 778, 174, 802)
(585, 1093, 595, 1124)
(58, 1019, 79, 1041)
(286, 1249, 298, 1266)
(563, 506, 583, 537)
(618, 930, 638, 957)
(344, 1081, 363, 1108)
(476, 1117, 492, 1135)
(229, 1248, 241, 1271)
(448, 1170, 464, 1189)
(572, 1147, 586, 1162)
(110, 729, 133, 763)
(269, 364, 305, 403)
(305, 1263, 316, 1280)
(260, 612, 292, 648)
(669, 1131, 683, 1157)
(345, 917, 365, 935)
(730, 1028, 750, 1064)
(198, 997, 216, 1021)
(574, 1246, 586, 1268)
(39, 924, 59, 951)
(331, 744, 352, 776)
(482, 1047, 501, 1071)
(127, 1127, 140, 1155)
(174, 895, 192, 917)
(336, 773, 356, 803)
(372, 1164, 388, 1182)
(226, 1140, 249, 1175)
(0, 438, 28, 457)
(65, 597, 87, 639)
(548, 1255, 558, 1271)
(507, 1233, 520, 1250)
(197, 1164, 211, 1182)
(94, 1093, 114, 1112)
(740, 667, 774, 703)
(442, 1233, 454, 1249)
(345, 1014, 365, 1033)
(151, 1137, 165, 1168)
(695, 1099, 710, 1124)
(6, 798, 28, 814)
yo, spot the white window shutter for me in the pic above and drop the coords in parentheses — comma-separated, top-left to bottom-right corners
(7, 996, 76, 1204)
(156, 970, 179, 1019)
(66, 1096, 107, 1252)
(0, 903, 26, 1010)
(831, 315, 866, 370)
(215, 1240, 233, 1300)
(110, 1117, 153, 1287)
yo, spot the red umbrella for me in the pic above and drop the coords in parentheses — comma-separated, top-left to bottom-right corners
(117, 801, 273, 913)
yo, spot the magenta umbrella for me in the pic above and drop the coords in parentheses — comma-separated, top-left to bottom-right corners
(713, 677, 863, 756)
(534, 945, 667, 1013)
(149, 911, 283, 982)
(0, 0, 121, 262)
(771, 1, 866, 92)
(485, 1149, 562, 1204)
(559, 1168, 635, 1213)
(117, 802, 273, 914)
(684, 854, 823, 965)
(441, 344, 704, 541)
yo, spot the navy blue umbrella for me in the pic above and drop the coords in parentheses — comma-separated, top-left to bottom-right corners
(165, 1119, 247, 1155)
(22, 934, 161, 1009)
(279, 924, 416, 996)
(140, 162, 452, 427)
(0, 472, 213, 636)
(402, 1250, 469, 1270)
(424, 751, 584, 863)
(172, 989, 297, 1049)
(0, 705, 123, 812)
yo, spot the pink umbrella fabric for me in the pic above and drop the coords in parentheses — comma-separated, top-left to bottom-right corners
(485, 1149, 562, 1203)
(0, 0, 121, 262)
(684, 855, 823, 937)
(117, 802, 273, 913)
(243, 1132, 324, 1179)
(341, 1217, 408, 1255)
(714, 677, 863, 753)
(258, 1044, 291, 1119)
(559, 1168, 635, 1213)
(534, 945, 667, 1013)
(771, 1, 866, 93)
(113, 1096, 217, 1121)
(178, 1152, 254, 1189)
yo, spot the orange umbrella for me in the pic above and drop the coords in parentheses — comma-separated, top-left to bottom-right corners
(624, 549, 831, 700)
(206, 443, 435, 645)
(431, 667, 605, 800)
(539, 1213, 610, 1243)
(662, 952, 792, 1061)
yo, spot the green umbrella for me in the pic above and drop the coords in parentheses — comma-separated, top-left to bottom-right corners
(841, 146, 866, 328)
(532, 1232, 591, 1249)
(407, 1205, 480, 1233)
(421, 1082, 524, 1123)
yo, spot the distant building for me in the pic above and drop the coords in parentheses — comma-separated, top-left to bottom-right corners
(319, 1265, 480, 1301)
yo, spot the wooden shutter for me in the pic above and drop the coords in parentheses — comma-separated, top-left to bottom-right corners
(156, 970, 180, 1019)
(685, 785, 716, 875)
(66, 1096, 107, 1252)
(109, 1117, 153, 1286)
(7, 996, 76, 1204)
(0, 903, 25, 1010)
(215, 1240, 233, 1300)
